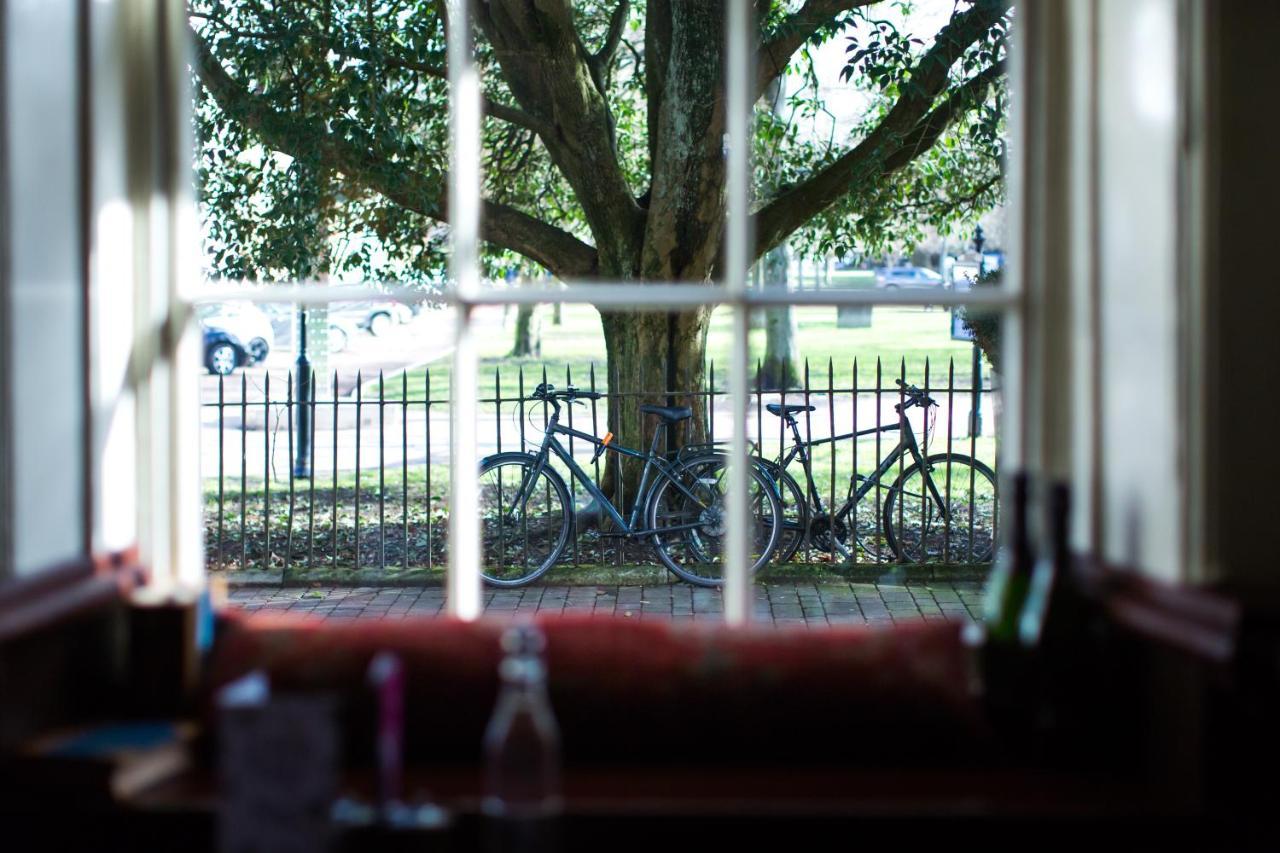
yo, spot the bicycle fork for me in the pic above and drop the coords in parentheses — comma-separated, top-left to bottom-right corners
(505, 446, 554, 524)
(896, 425, 952, 523)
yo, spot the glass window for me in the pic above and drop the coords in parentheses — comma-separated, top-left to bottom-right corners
(187, 0, 1016, 623)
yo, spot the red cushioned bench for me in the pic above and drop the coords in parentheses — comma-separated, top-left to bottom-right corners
(208, 611, 991, 768)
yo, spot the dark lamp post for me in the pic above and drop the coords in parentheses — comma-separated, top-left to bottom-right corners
(293, 306, 312, 477)
(970, 226, 986, 438)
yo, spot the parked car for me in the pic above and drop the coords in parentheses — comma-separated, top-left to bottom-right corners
(199, 303, 275, 363)
(828, 258, 877, 291)
(357, 301, 414, 337)
(327, 318, 355, 354)
(203, 326, 249, 376)
(875, 266, 946, 290)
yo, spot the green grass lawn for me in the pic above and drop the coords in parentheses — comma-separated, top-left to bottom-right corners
(387, 304, 989, 402)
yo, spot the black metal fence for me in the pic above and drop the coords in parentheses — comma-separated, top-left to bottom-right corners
(201, 357, 998, 578)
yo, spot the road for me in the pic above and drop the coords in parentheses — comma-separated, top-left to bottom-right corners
(199, 307, 461, 408)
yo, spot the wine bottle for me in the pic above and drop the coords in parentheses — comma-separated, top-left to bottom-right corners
(483, 625, 562, 853)
(983, 471, 1034, 643)
(1019, 482, 1070, 648)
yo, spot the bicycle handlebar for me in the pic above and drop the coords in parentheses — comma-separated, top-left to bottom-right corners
(530, 382, 603, 403)
(894, 379, 938, 409)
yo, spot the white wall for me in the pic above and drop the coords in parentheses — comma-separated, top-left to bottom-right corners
(88, 0, 137, 555)
(4, 0, 85, 576)
(1092, 0, 1184, 580)
(1020, 0, 1192, 582)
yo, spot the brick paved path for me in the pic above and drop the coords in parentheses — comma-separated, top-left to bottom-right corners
(228, 581, 987, 627)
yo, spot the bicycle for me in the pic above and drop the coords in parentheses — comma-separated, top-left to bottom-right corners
(478, 383, 782, 588)
(761, 379, 997, 565)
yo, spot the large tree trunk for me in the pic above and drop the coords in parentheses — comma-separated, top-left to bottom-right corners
(598, 306, 712, 508)
(509, 303, 538, 357)
(485, 0, 731, 510)
(758, 245, 799, 390)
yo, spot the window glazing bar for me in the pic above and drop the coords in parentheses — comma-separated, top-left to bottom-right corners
(191, 282, 1020, 311)
(445, 0, 482, 620)
(461, 285, 1019, 309)
(723, 0, 753, 626)
(745, 288, 1017, 309)
(165, 0, 205, 592)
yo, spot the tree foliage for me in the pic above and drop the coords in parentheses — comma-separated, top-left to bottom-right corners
(192, 0, 1011, 284)
(960, 266, 1003, 371)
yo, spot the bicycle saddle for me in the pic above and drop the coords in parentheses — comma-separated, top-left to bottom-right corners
(641, 404, 693, 422)
(766, 403, 816, 417)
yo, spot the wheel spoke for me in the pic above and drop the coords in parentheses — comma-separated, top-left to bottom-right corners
(883, 455, 997, 564)
(647, 455, 781, 586)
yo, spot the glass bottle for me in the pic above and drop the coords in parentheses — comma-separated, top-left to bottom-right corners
(482, 625, 562, 853)
(1019, 482, 1070, 648)
(983, 471, 1035, 643)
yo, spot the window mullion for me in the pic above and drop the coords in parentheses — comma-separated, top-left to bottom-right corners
(445, 0, 483, 619)
(723, 0, 753, 627)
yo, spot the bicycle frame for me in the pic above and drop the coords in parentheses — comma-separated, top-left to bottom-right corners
(508, 404, 714, 538)
(774, 405, 949, 525)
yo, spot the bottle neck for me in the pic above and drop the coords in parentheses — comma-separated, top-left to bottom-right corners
(1048, 484, 1071, 567)
(1007, 473, 1034, 569)
(500, 654, 546, 686)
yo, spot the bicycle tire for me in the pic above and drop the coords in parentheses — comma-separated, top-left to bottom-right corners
(758, 460, 809, 563)
(881, 453, 997, 564)
(478, 452, 573, 587)
(644, 453, 782, 587)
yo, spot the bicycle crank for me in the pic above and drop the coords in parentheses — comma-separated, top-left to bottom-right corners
(809, 513, 848, 553)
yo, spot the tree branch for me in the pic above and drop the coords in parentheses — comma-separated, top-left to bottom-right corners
(878, 172, 1002, 220)
(198, 7, 557, 141)
(389, 58, 554, 137)
(881, 60, 1003, 171)
(190, 10, 283, 42)
(751, 0, 1006, 258)
(756, 0, 877, 100)
(644, 0, 672, 172)
(476, 0, 644, 272)
(195, 35, 598, 278)
(591, 0, 631, 76)
(325, 43, 558, 139)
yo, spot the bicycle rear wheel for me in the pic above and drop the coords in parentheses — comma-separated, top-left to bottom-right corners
(882, 453, 997, 564)
(645, 454, 781, 587)
(478, 453, 572, 587)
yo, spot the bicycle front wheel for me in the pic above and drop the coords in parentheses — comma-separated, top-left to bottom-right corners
(882, 453, 997, 564)
(478, 453, 573, 587)
(645, 454, 782, 587)
(759, 461, 809, 564)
